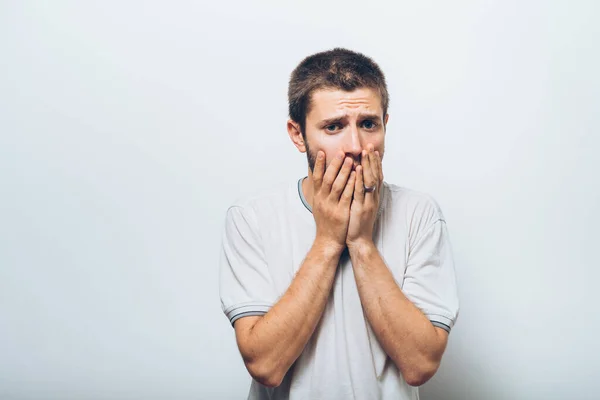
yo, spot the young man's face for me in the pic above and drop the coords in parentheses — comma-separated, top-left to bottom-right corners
(300, 87, 388, 173)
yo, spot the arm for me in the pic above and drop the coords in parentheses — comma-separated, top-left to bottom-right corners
(347, 241, 448, 387)
(234, 239, 343, 387)
(234, 151, 356, 387)
(346, 145, 451, 386)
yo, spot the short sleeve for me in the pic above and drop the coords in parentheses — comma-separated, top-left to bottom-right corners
(219, 206, 278, 326)
(402, 218, 460, 333)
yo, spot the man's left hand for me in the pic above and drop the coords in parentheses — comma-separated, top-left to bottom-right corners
(346, 144, 383, 249)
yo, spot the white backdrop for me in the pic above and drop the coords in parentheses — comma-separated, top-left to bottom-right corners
(1, 1, 599, 399)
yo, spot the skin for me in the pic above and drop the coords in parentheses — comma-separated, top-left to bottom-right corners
(233, 87, 449, 388)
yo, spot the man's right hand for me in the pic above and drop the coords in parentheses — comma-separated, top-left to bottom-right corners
(234, 150, 354, 387)
(311, 151, 356, 252)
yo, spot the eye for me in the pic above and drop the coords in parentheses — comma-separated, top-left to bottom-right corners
(325, 124, 341, 132)
(361, 120, 377, 130)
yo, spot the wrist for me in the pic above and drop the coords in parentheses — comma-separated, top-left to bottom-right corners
(314, 236, 346, 258)
(346, 238, 376, 255)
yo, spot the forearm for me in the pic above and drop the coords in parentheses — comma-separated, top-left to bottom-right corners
(348, 241, 446, 386)
(240, 238, 342, 386)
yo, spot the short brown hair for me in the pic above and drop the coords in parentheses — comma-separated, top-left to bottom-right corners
(288, 48, 389, 136)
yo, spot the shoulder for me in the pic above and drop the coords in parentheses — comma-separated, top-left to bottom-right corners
(383, 182, 446, 225)
(226, 180, 296, 224)
(383, 182, 449, 250)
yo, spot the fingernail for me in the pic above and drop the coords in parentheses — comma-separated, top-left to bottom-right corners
(337, 153, 344, 160)
(318, 152, 324, 160)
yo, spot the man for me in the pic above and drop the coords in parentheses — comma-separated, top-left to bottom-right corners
(219, 48, 459, 399)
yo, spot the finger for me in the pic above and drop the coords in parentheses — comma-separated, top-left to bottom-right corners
(368, 149, 381, 204)
(331, 157, 353, 199)
(362, 149, 376, 190)
(375, 151, 383, 181)
(354, 165, 365, 203)
(340, 170, 356, 207)
(312, 151, 325, 189)
(368, 148, 376, 180)
(322, 152, 345, 192)
(368, 147, 379, 186)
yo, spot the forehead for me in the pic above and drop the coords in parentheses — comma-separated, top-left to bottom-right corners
(307, 87, 383, 120)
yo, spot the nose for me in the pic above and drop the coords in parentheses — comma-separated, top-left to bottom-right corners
(344, 126, 363, 166)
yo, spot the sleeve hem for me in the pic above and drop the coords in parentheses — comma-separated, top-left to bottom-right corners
(431, 321, 451, 333)
(230, 311, 269, 325)
(427, 314, 455, 333)
(224, 302, 272, 326)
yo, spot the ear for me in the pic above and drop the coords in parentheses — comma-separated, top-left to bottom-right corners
(384, 113, 389, 127)
(287, 119, 306, 153)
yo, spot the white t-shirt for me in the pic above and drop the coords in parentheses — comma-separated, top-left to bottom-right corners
(219, 177, 460, 400)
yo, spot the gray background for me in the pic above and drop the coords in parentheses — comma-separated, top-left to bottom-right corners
(1, 1, 599, 399)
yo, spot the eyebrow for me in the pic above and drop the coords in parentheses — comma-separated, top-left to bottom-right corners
(319, 113, 382, 126)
